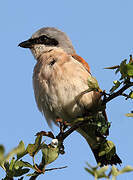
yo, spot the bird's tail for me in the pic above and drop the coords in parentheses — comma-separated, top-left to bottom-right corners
(77, 111, 122, 166)
(91, 140, 122, 166)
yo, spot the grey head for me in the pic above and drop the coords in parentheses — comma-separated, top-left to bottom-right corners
(19, 27, 76, 59)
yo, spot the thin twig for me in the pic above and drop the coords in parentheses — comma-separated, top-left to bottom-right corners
(45, 166, 67, 171)
(29, 164, 67, 180)
(29, 162, 44, 180)
(102, 82, 133, 105)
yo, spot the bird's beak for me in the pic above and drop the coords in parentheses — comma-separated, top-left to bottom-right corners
(18, 39, 33, 48)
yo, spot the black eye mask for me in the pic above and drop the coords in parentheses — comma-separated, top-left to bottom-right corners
(31, 35, 59, 46)
(18, 35, 59, 48)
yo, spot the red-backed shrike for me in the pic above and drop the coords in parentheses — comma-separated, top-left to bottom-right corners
(19, 27, 121, 166)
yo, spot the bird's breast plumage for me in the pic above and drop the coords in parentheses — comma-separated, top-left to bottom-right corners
(33, 49, 101, 126)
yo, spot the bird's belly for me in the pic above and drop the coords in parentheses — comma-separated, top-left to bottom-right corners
(38, 74, 95, 122)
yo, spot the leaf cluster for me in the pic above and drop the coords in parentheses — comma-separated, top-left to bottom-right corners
(85, 163, 133, 180)
(0, 135, 62, 179)
(104, 55, 133, 117)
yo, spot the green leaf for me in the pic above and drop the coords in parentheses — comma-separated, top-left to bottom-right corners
(111, 166, 119, 176)
(85, 164, 108, 179)
(0, 145, 5, 157)
(41, 144, 59, 165)
(0, 145, 5, 169)
(119, 166, 133, 174)
(86, 162, 99, 171)
(129, 91, 133, 99)
(14, 168, 30, 177)
(27, 172, 38, 177)
(76, 76, 101, 106)
(14, 160, 36, 171)
(126, 63, 133, 77)
(125, 113, 133, 117)
(119, 59, 133, 78)
(17, 141, 27, 160)
(85, 167, 95, 176)
(5, 141, 27, 162)
(110, 80, 121, 93)
(104, 58, 133, 79)
(96, 166, 108, 178)
(9, 157, 15, 171)
(5, 159, 31, 178)
(27, 135, 42, 157)
(88, 76, 100, 91)
(119, 59, 127, 79)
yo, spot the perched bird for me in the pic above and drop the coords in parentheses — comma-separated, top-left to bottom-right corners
(19, 27, 122, 166)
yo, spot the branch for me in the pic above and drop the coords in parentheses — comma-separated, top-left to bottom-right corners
(29, 163, 44, 180)
(56, 121, 83, 141)
(102, 82, 133, 105)
(56, 116, 94, 142)
(28, 164, 67, 180)
(45, 166, 67, 172)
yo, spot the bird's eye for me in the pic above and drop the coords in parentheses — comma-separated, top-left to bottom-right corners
(31, 35, 58, 46)
(39, 35, 47, 42)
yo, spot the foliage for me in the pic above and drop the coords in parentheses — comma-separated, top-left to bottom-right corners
(0, 136, 66, 179)
(104, 55, 133, 103)
(85, 163, 133, 180)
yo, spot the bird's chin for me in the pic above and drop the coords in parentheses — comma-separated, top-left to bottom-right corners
(30, 45, 45, 60)
(31, 45, 56, 60)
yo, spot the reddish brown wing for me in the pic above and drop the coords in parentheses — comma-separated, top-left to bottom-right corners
(72, 54, 109, 133)
(71, 54, 91, 74)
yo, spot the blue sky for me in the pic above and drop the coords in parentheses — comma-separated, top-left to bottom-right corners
(0, 0, 133, 179)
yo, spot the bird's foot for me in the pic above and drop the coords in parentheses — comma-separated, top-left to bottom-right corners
(56, 118, 68, 132)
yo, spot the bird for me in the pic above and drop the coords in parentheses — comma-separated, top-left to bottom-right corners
(18, 27, 122, 166)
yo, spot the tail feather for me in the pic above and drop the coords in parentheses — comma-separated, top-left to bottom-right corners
(77, 112, 122, 166)
(92, 148, 122, 166)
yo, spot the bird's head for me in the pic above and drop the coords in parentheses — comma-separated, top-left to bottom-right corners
(18, 27, 76, 59)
